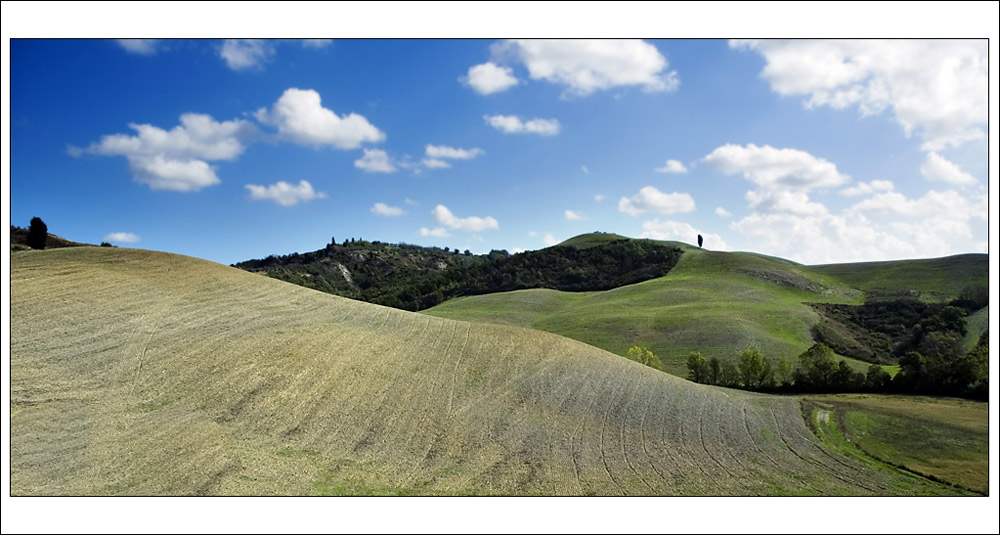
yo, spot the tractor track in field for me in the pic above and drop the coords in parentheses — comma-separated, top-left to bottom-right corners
(618, 374, 657, 494)
(638, 383, 671, 488)
(597, 368, 629, 496)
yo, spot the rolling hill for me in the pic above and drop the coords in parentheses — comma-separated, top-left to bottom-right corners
(425, 234, 988, 376)
(10, 246, 966, 495)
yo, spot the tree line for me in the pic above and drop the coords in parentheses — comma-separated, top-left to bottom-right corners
(683, 334, 987, 400)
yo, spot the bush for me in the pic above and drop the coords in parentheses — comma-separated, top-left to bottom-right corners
(627, 345, 662, 371)
(27, 217, 47, 250)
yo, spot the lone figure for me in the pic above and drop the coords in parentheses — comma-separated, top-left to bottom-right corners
(697, 234, 703, 248)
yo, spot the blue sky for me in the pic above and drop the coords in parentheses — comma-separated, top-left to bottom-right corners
(9, 37, 990, 265)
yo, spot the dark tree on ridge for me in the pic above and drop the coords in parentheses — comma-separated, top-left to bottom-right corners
(27, 217, 48, 250)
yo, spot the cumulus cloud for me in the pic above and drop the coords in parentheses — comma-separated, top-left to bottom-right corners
(255, 88, 385, 149)
(355, 148, 397, 173)
(543, 233, 559, 246)
(920, 152, 978, 186)
(639, 220, 729, 250)
(618, 186, 695, 216)
(301, 39, 332, 49)
(116, 39, 160, 55)
(103, 232, 140, 243)
(220, 39, 275, 70)
(655, 159, 688, 174)
(461, 62, 519, 95)
(745, 189, 828, 217)
(840, 180, 895, 197)
(371, 202, 404, 217)
(431, 205, 499, 232)
(715, 206, 732, 217)
(491, 39, 679, 97)
(246, 180, 327, 206)
(702, 143, 849, 191)
(420, 227, 451, 238)
(425, 144, 484, 160)
(730, 186, 987, 264)
(732, 39, 988, 151)
(79, 112, 256, 192)
(565, 210, 585, 221)
(483, 114, 560, 136)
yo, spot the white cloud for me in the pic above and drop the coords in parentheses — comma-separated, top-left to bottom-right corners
(255, 88, 385, 149)
(745, 189, 828, 217)
(732, 39, 988, 151)
(425, 144, 484, 160)
(582, 165, 589, 174)
(702, 143, 849, 191)
(420, 227, 451, 238)
(404, 198, 419, 206)
(618, 186, 695, 216)
(103, 232, 140, 243)
(354, 148, 397, 173)
(840, 180, 895, 197)
(220, 39, 275, 70)
(129, 156, 221, 192)
(655, 159, 688, 174)
(431, 205, 499, 232)
(715, 206, 732, 217)
(483, 114, 560, 136)
(462, 62, 519, 95)
(528, 231, 538, 237)
(423, 158, 451, 169)
(246, 180, 327, 206)
(492, 39, 678, 97)
(920, 152, 978, 186)
(81, 112, 256, 192)
(511, 247, 526, 254)
(116, 39, 160, 55)
(543, 233, 559, 246)
(727, 187, 987, 264)
(565, 210, 585, 221)
(594, 194, 606, 202)
(371, 202, 404, 217)
(639, 220, 729, 250)
(301, 39, 332, 49)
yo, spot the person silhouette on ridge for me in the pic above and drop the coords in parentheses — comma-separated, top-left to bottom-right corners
(697, 234, 703, 248)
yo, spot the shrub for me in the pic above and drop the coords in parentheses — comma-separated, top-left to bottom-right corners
(627, 345, 663, 371)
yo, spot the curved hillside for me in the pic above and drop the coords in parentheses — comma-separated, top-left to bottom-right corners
(427, 241, 866, 375)
(810, 253, 988, 302)
(11, 247, 960, 495)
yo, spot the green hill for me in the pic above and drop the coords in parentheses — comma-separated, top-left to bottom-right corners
(427, 239, 865, 375)
(426, 234, 987, 376)
(234, 236, 681, 311)
(10, 247, 963, 495)
(811, 254, 988, 303)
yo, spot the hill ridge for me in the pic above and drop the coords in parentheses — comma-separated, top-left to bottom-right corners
(11, 246, 964, 495)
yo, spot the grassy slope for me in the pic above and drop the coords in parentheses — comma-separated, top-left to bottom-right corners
(11, 247, 960, 496)
(805, 394, 988, 494)
(427, 240, 871, 375)
(810, 254, 988, 303)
